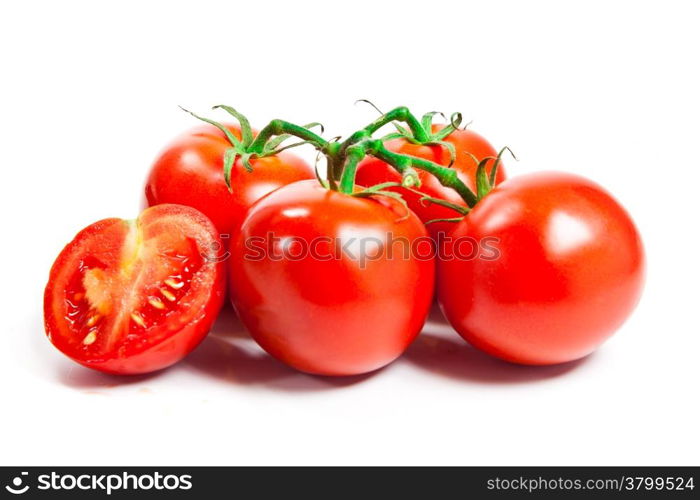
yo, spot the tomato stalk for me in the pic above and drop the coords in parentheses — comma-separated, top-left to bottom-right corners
(359, 139, 478, 206)
(182, 104, 502, 209)
(250, 107, 481, 203)
(338, 145, 366, 193)
(248, 120, 328, 153)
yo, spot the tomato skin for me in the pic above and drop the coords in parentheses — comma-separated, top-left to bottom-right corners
(355, 127, 506, 236)
(44, 204, 226, 375)
(229, 180, 435, 376)
(145, 124, 315, 238)
(437, 172, 645, 365)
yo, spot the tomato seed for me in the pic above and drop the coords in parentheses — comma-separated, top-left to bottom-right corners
(164, 278, 184, 290)
(160, 288, 176, 302)
(86, 314, 100, 328)
(148, 297, 166, 310)
(130, 312, 146, 328)
(82, 331, 97, 345)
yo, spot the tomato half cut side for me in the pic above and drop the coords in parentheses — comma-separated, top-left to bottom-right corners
(44, 204, 225, 375)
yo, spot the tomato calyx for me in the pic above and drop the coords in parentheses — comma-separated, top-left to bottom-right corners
(401, 186, 471, 223)
(180, 105, 323, 191)
(473, 146, 517, 200)
(350, 181, 412, 220)
(409, 146, 515, 226)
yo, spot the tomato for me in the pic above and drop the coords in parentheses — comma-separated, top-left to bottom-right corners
(437, 172, 645, 365)
(355, 127, 506, 236)
(144, 123, 314, 238)
(229, 180, 435, 376)
(43, 204, 226, 374)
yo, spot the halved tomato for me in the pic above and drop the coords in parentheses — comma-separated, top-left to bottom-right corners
(43, 204, 225, 374)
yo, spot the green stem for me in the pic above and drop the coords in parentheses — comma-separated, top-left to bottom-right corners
(417, 195, 470, 215)
(229, 107, 478, 206)
(365, 106, 429, 141)
(338, 146, 366, 193)
(248, 119, 328, 154)
(323, 141, 342, 190)
(339, 106, 429, 157)
(247, 119, 340, 189)
(364, 140, 478, 207)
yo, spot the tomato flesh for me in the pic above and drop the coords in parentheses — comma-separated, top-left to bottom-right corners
(44, 204, 225, 374)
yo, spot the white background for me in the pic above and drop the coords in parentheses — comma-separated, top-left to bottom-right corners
(1, 0, 698, 466)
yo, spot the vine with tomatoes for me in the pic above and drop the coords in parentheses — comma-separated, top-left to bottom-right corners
(43, 101, 645, 376)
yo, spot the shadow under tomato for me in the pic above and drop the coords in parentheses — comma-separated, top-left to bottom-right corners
(183, 305, 377, 391)
(206, 303, 249, 339)
(49, 304, 372, 392)
(51, 306, 243, 390)
(404, 304, 591, 384)
(56, 364, 163, 390)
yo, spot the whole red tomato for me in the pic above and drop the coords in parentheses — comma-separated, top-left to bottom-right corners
(229, 180, 435, 376)
(438, 172, 645, 365)
(44, 204, 226, 374)
(145, 123, 314, 238)
(355, 127, 506, 236)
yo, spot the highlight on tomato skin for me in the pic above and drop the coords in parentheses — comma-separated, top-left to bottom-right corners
(43, 204, 226, 375)
(437, 171, 645, 366)
(228, 179, 436, 377)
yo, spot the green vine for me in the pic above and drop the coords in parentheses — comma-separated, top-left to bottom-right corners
(181, 103, 507, 209)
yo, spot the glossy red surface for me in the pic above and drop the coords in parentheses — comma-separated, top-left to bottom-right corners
(145, 124, 314, 238)
(229, 180, 435, 376)
(438, 172, 645, 365)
